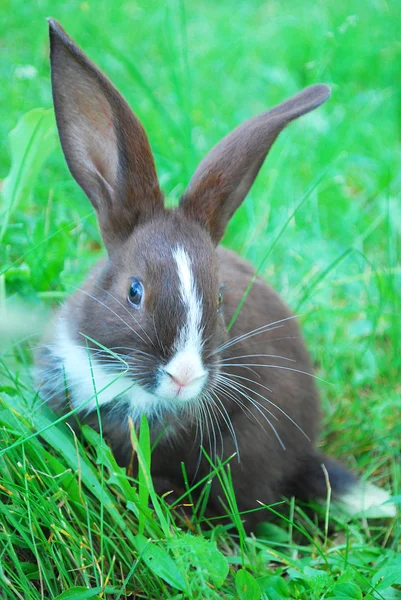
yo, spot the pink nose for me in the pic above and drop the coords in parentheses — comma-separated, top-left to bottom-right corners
(167, 372, 190, 389)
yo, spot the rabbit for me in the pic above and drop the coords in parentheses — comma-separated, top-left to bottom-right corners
(36, 19, 395, 531)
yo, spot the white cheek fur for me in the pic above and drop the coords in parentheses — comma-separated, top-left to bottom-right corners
(53, 318, 170, 421)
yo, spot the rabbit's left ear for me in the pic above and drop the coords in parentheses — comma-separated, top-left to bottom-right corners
(179, 85, 330, 244)
(48, 19, 164, 252)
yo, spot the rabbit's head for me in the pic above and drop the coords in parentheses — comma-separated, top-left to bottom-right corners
(48, 19, 330, 417)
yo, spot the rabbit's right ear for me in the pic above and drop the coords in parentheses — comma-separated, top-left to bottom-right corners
(48, 19, 163, 252)
(180, 85, 330, 244)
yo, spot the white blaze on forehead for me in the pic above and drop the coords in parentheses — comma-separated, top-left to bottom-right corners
(156, 245, 207, 398)
(172, 245, 203, 355)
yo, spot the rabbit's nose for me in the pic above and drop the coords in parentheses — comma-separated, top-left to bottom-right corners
(160, 348, 208, 400)
(165, 370, 205, 389)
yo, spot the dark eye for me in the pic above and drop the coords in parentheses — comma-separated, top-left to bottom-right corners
(128, 278, 144, 308)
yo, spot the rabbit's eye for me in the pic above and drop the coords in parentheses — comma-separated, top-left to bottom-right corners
(128, 278, 144, 308)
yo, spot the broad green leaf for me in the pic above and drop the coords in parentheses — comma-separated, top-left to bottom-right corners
(167, 532, 229, 589)
(19, 562, 39, 580)
(372, 565, 401, 590)
(0, 108, 56, 242)
(134, 534, 188, 593)
(302, 566, 332, 592)
(257, 574, 290, 599)
(330, 582, 363, 599)
(255, 521, 290, 543)
(236, 569, 262, 600)
(287, 565, 333, 595)
(54, 587, 103, 599)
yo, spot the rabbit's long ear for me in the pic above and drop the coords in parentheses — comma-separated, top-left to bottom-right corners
(48, 19, 163, 251)
(180, 85, 330, 244)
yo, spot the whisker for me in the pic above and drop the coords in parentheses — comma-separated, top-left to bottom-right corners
(215, 375, 286, 450)
(35, 358, 149, 383)
(229, 335, 302, 349)
(204, 392, 226, 461)
(212, 380, 261, 425)
(192, 396, 206, 480)
(215, 376, 277, 422)
(207, 390, 239, 460)
(217, 372, 310, 441)
(213, 381, 278, 448)
(217, 370, 271, 393)
(69, 285, 149, 347)
(214, 353, 295, 380)
(202, 397, 217, 463)
(217, 363, 326, 383)
(210, 324, 283, 356)
(152, 312, 166, 356)
(97, 345, 155, 359)
(34, 366, 154, 414)
(214, 363, 261, 378)
(216, 353, 295, 363)
(210, 314, 301, 356)
(35, 343, 152, 362)
(95, 284, 156, 349)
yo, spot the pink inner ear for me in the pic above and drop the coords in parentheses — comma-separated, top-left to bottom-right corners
(70, 81, 119, 190)
(83, 95, 114, 135)
(73, 81, 115, 135)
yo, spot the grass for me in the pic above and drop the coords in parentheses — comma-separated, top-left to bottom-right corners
(1, 0, 400, 597)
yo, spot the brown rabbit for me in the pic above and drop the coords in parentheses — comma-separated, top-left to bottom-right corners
(37, 19, 394, 530)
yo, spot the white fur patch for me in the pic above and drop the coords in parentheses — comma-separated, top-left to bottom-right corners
(52, 318, 170, 421)
(338, 481, 396, 519)
(153, 246, 207, 402)
(173, 246, 203, 356)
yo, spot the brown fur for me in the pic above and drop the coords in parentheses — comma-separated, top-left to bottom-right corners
(37, 20, 355, 532)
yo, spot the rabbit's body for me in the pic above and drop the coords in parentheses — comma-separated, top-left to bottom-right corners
(37, 20, 395, 529)
(37, 238, 345, 526)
